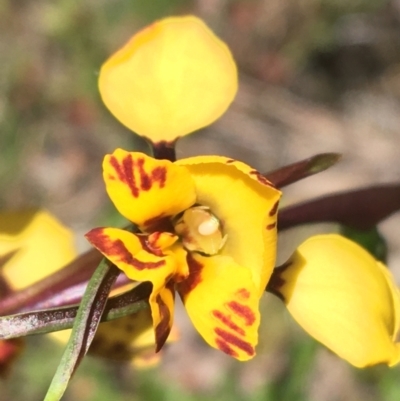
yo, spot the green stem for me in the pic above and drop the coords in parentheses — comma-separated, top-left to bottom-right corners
(43, 258, 118, 401)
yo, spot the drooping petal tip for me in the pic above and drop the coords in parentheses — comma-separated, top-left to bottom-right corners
(99, 16, 238, 143)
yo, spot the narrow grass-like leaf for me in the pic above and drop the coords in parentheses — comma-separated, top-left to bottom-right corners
(0, 282, 151, 340)
(43, 258, 119, 401)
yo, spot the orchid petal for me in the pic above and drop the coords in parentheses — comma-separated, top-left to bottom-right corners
(99, 16, 237, 143)
(177, 156, 281, 295)
(103, 149, 196, 228)
(178, 253, 260, 361)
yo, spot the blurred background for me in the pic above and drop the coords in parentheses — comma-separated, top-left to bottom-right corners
(1, 0, 400, 400)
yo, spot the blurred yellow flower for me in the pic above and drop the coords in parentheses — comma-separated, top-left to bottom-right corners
(0, 210, 168, 369)
(86, 149, 281, 360)
(277, 234, 400, 368)
(0, 210, 75, 290)
(0, 210, 75, 374)
(99, 16, 237, 144)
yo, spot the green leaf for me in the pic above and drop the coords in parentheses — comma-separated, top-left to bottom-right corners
(43, 258, 119, 401)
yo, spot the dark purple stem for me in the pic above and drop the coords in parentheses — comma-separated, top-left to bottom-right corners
(151, 140, 177, 162)
(0, 249, 102, 315)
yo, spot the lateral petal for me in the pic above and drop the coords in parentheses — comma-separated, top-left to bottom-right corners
(279, 234, 400, 368)
(103, 149, 196, 228)
(85, 227, 177, 285)
(177, 156, 281, 295)
(178, 253, 260, 361)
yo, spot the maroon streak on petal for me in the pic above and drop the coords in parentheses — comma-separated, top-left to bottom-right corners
(110, 154, 139, 197)
(266, 222, 277, 230)
(250, 170, 273, 187)
(86, 229, 165, 270)
(235, 288, 250, 300)
(109, 154, 167, 198)
(137, 158, 152, 190)
(278, 184, 400, 231)
(269, 200, 279, 217)
(264, 153, 341, 188)
(212, 310, 245, 335)
(154, 285, 174, 352)
(177, 254, 203, 296)
(215, 338, 239, 357)
(214, 327, 255, 356)
(227, 301, 256, 326)
(151, 167, 167, 188)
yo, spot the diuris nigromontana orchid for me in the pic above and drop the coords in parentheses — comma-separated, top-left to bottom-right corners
(88, 15, 400, 367)
(86, 16, 282, 361)
(86, 150, 281, 361)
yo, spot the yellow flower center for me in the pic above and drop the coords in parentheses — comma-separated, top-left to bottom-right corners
(172, 206, 226, 256)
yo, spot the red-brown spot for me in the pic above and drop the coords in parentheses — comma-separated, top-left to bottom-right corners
(214, 328, 255, 357)
(109, 154, 167, 198)
(86, 229, 165, 270)
(215, 338, 239, 358)
(266, 222, 276, 230)
(269, 200, 279, 217)
(154, 286, 174, 352)
(250, 170, 272, 186)
(235, 288, 250, 300)
(177, 254, 204, 296)
(227, 301, 256, 326)
(226, 159, 236, 164)
(212, 310, 245, 335)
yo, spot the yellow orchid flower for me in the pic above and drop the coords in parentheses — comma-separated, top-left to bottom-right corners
(275, 234, 400, 368)
(99, 16, 237, 144)
(86, 149, 281, 360)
